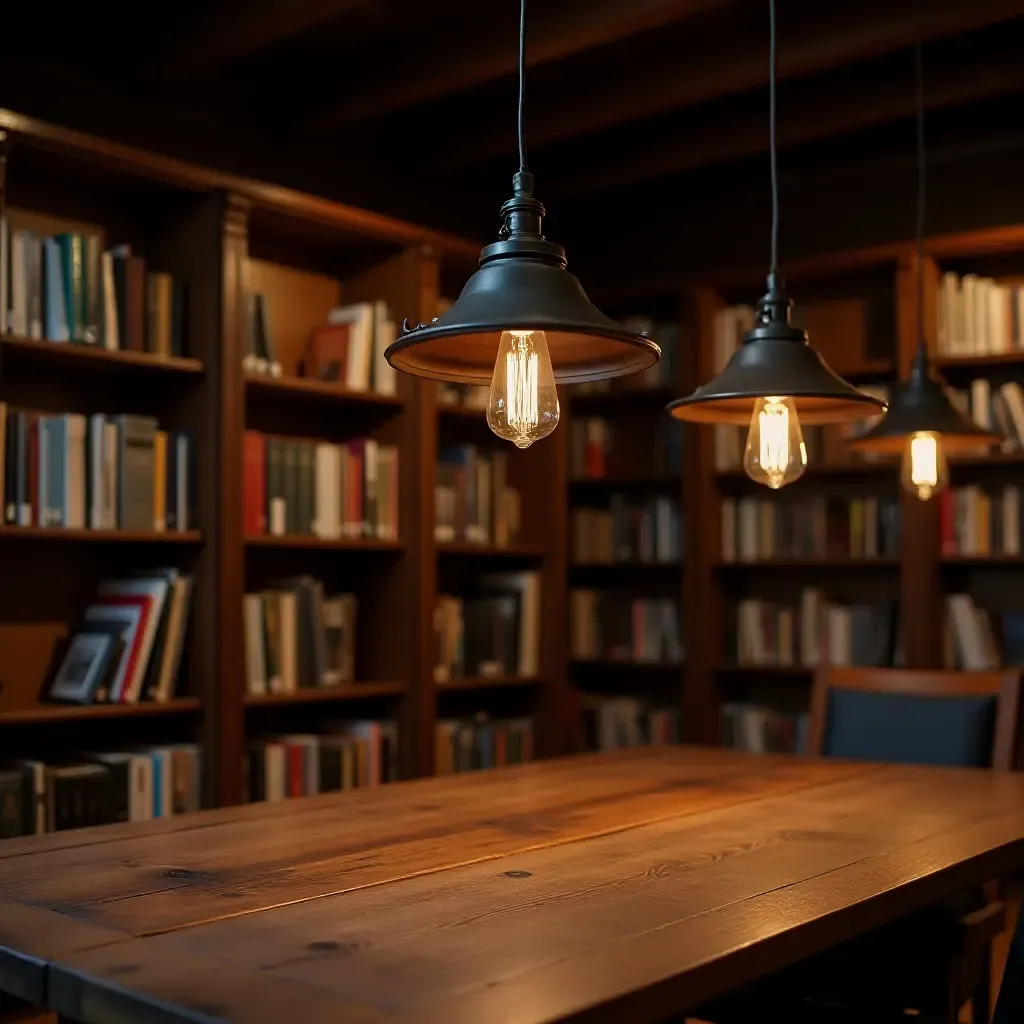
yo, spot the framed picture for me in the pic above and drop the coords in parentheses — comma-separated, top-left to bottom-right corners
(46, 621, 127, 705)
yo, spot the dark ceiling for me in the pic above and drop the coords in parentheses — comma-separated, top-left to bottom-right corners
(5, 0, 1024, 290)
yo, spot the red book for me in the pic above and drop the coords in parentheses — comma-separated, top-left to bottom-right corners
(94, 593, 153, 702)
(286, 744, 304, 798)
(243, 430, 266, 536)
(299, 323, 349, 381)
(939, 489, 956, 555)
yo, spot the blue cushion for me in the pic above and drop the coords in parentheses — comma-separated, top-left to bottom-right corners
(824, 689, 996, 768)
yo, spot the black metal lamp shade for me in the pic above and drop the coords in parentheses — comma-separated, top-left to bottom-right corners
(385, 172, 661, 386)
(666, 272, 887, 426)
(850, 344, 1001, 455)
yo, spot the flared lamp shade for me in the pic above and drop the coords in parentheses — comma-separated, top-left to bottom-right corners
(385, 172, 660, 386)
(850, 344, 1002, 455)
(666, 273, 887, 426)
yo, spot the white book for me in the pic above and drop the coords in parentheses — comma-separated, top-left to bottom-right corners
(313, 443, 341, 539)
(970, 378, 991, 430)
(28, 237, 42, 340)
(328, 303, 374, 390)
(962, 274, 977, 353)
(265, 744, 287, 802)
(990, 283, 1011, 354)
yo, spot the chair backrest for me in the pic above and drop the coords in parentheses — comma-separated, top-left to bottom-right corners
(807, 665, 1022, 771)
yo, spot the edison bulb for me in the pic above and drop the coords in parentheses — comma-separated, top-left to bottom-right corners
(743, 396, 807, 489)
(486, 329, 559, 448)
(901, 430, 948, 501)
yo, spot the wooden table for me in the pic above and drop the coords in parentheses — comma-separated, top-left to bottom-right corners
(2, 747, 1024, 1023)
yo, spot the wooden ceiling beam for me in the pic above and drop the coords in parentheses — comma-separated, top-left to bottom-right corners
(442, 0, 1024, 167)
(151, 0, 371, 78)
(303, 0, 726, 131)
(556, 47, 1024, 197)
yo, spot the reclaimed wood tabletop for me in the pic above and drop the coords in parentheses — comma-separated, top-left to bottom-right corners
(1, 747, 1024, 1023)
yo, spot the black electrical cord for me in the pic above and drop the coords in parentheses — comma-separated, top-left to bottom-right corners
(518, 0, 528, 174)
(914, 0, 926, 347)
(769, 0, 779, 274)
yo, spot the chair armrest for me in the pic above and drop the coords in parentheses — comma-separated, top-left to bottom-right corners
(958, 900, 1006, 954)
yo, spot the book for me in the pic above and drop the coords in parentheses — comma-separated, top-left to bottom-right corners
(570, 591, 684, 664)
(581, 698, 679, 752)
(434, 715, 534, 775)
(435, 446, 521, 546)
(572, 496, 682, 563)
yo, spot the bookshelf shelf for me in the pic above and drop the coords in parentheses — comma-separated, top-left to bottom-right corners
(569, 475, 682, 491)
(0, 698, 203, 725)
(714, 558, 900, 570)
(714, 664, 813, 677)
(244, 683, 405, 707)
(0, 527, 203, 544)
(569, 385, 677, 413)
(939, 555, 1024, 567)
(245, 373, 405, 409)
(437, 403, 486, 420)
(570, 660, 684, 672)
(244, 535, 405, 552)
(716, 462, 893, 484)
(436, 541, 547, 559)
(0, 334, 204, 376)
(570, 561, 681, 570)
(935, 352, 1024, 372)
(436, 676, 544, 692)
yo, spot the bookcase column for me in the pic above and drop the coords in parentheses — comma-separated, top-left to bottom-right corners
(207, 192, 249, 802)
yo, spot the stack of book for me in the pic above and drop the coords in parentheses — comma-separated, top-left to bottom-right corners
(936, 272, 1024, 356)
(570, 417, 682, 478)
(437, 383, 488, 410)
(729, 590, 900, 668)
(0, 744, 202, 838)
(581, 697, 679, 751)
(570, 590, 684, 664)
(243, 431, 398, 540)
(243, 579, 358, 695)
(722, 703, 809, 754)
(944, 594, 1024, 670)
(940, 485, 1024, 556)
(434, 715, 534, 774)
(433, 572, 541, 682)
(1, 406, 195, 532)
(947, 378, 1024, 448)
(720, 496, 901, 561)
(572, 318, 679, 393)
(245, 722, 398, 801)
(42, 570, 194, 707)
(572, 496, 682, 564)
(247, 297, 397, 395)
(435, 445, 521, 546)
(0, 225, 187, 356)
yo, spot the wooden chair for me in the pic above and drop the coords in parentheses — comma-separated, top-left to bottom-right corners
(697, 664, 1021, 1024)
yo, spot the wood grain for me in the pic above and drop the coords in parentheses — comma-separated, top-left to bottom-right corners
(16, 753, 1024, 1024)
(0, 749, 861, 938)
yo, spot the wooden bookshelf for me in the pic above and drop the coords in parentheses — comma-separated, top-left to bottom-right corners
(244, 372, 406, 408)
(436, 541, 547, 558)
(243, 535, 405, 551)
(243, 683, 405, 707)
(0, 698, 203, 724)
(0, 333, 205, 375)
(0, 527, 203, 543)
(435, 676, 545, 692)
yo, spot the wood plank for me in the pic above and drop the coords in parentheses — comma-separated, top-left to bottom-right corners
(41, 764, 1024, 1024)
(0, 750, 872, 940)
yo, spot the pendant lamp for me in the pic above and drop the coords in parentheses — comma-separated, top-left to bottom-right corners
(386, 0, 661, 449)
(665, 0, 885, 489)
(848, 0, 998, 499)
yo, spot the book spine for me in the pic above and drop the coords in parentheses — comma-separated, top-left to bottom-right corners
(116, 416, 158, 531)
(243, 431, 267, 536)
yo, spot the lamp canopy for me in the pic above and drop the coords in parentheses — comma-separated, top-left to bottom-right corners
(666, 272, 888, 426)
(385, 172, 660, 385)
(850, 344, 1000, 454)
